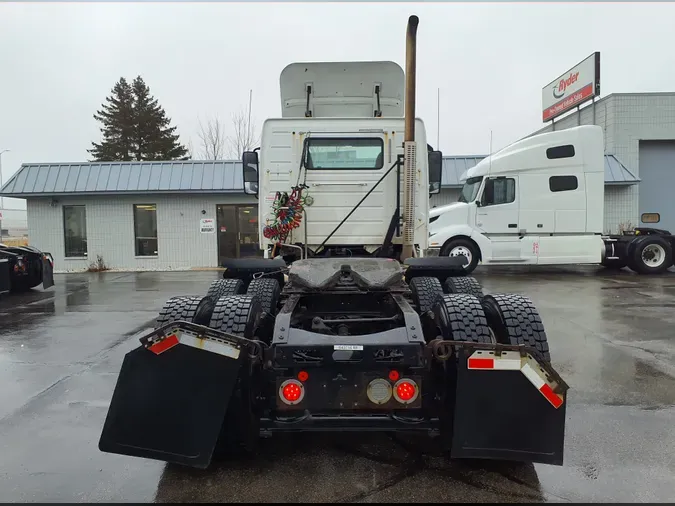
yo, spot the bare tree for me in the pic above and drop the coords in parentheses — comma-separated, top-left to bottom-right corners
(184, 139, 194, 160)
(226, 107, 260, 159)
(196, 116, 227, 160)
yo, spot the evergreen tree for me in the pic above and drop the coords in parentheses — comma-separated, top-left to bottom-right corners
(89, 76, 187, 161)
(88, 77, 135, 161)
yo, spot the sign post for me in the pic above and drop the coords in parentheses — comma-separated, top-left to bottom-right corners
(542, 52, 600, 123)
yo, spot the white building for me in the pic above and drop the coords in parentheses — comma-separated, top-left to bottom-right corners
(0, 161, 258, 271)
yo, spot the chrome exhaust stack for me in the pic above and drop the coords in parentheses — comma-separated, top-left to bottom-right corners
(401, 15, 419, 261)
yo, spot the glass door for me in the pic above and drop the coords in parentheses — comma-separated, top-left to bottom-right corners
(237, 206, 261, 258)
(216, 205, 237, 265)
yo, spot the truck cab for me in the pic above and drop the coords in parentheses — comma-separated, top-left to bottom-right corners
(240, 61, 443, 261)
(428, 125, 607, 272)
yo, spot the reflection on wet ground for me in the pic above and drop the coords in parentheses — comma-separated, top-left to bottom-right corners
(0, 266, 674, 502)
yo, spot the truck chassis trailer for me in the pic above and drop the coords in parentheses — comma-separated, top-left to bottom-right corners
(99, 256, 568, 469)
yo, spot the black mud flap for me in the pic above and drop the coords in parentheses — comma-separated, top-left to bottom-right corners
(450, 349, 567, 466)
(0, 259, 10, 294)
(42, 254, 54, 290)
(98, 334, 244, 469)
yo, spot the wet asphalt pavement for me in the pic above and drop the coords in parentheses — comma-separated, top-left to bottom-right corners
(1, 267, 675, 502)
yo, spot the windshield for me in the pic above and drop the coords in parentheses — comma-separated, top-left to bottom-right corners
(305, 137, 384, 170)
(458, 176, 483, 203)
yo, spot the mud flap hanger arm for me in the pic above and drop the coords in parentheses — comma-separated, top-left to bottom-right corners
(427, 338, 569, 396)
(140, 321, 267, 362)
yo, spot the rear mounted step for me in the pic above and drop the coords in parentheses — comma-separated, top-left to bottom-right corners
(98, 322, 262, 469)
(430, 340, 568, 466)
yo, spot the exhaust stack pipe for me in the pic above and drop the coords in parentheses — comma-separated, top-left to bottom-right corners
(401, 15, 419, 261)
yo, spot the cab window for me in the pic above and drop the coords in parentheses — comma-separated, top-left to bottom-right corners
(305, 138, 384, 170)
(481, 177, 516, 206)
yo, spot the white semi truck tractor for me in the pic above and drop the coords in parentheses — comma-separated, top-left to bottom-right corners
(428, 125, 675, 275)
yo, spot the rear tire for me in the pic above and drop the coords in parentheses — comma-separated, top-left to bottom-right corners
(208, 295, 262, 338)
(628, 236, 672, 275)
(444, 276, 484, 299)
(207, 295, 263, 459)
(154, 297, 191, 329)
(433, 293, 492, 451)
(206, 279, 245, 302)
(482, 294, 551, 363)
(410, 276, 444, 315)
(431, 293, 492, 344)
(246, 278, 281, 344)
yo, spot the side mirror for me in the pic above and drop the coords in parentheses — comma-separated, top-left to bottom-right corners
(242, 151, 259, 195)
(428, 150, 442, 195)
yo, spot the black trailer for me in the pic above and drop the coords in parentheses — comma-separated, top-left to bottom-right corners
(0, 243, 55, 292)
(601, 227, 675, 274)
(99, 256, 568, 470)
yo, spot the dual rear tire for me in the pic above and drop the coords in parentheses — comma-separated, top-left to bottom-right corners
(411, 275, 551, 364)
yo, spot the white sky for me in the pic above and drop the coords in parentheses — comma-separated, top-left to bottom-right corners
(1, 2, 675, 210)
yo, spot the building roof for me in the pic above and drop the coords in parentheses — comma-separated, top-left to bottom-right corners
(0, 154, 639, 197)
(0, 160, 243, 197)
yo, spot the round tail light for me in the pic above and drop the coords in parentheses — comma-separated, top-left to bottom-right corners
(367, 378, 393, 405)
(393, 379, 419, 404)
(279, 379, 304, 405)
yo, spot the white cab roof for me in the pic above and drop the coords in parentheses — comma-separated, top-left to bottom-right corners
(279, 61, 404, 118)
(463, 125, 604, 181)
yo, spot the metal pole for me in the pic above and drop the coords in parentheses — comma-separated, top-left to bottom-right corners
(0, 149, 8, 237)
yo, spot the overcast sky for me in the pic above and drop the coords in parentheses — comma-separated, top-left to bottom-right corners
(1, 2, 675, 209)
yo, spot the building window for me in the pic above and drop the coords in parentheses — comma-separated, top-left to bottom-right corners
(546, 145, 575, 159)
(305, 137, 384, 170)
(133, 204, 158, 256)
(63, 205, 87, 257)
(482, 177, 516, 206)
(549, 175, 579, 192)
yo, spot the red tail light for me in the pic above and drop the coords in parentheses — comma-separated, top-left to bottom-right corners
(393, 379, 419, 404)
(279, 379, 304, 405)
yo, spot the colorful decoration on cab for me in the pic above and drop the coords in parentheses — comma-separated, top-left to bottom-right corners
(262, 184, 312, 242)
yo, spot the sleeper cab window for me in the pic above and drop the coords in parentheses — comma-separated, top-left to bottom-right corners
(134, 204, 158, 256)
(305, 138, 384, 170)
(549, 175, 578, 192)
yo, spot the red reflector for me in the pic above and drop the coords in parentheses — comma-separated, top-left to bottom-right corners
(282, 383, 302, 402)
(388, 370, 400, 382)
(540, 383, 564, 409)
(396, 381, 416, 402)
(467, 358, 494, 369)
(298, 370, 309, 382)
(148, 334, 179, 355)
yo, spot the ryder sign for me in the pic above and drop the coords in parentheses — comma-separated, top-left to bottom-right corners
(542, 52, 600, 122)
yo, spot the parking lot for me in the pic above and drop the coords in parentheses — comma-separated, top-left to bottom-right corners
(1, 267, 675, 503)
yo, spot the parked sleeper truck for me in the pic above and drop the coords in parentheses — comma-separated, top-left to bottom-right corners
(428, 125, 674, 275)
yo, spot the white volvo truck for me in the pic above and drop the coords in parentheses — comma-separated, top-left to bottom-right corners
(240, 60, 443, 262)
(428, 125, 675, 275)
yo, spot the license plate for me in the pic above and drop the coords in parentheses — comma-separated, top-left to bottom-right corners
(334, 345, 363, 351)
